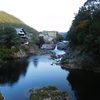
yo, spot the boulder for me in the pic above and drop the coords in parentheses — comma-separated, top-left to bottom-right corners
(13, 50, 27, 58)
(0, 92, 4, 100)
(41, 44, 55, 50)
(57, 41, 68, 50)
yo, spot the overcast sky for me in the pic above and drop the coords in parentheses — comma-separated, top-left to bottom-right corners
(0, 0, 86, 32)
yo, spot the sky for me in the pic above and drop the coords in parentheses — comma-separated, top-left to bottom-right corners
(0, 0, 86, 32)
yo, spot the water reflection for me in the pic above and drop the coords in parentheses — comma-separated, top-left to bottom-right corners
(33, 58, 38, 67)
(28, 55, 77, 100)
(0, 59, 28, 86)
(0, 54, 99, 100)
(28, 56, 39, 68)
(67, 69, 100, 100)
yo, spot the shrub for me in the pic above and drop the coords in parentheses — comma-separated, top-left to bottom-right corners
(0, 48, 12, 59)
(81, 54, 92, 68)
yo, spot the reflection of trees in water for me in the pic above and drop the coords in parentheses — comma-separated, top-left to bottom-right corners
(33, 58, 38, 67)
(67, 70, 100, 100)
(0, 59, 28, 86)
(61, 67, 77, 100)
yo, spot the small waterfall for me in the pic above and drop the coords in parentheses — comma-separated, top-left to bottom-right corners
(54, 45, 58, 51)
(52, 44, 65, 55)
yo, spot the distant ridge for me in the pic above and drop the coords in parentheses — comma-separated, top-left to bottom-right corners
(0, 11, 38, 34)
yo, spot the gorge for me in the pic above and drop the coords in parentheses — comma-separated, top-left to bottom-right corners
(0, 46, 100, 100)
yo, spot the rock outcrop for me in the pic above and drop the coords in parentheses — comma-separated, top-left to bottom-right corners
(61, 44, 81, 69)
(0, 92, 4, 100)
(41, 44, 55, 50)
(12, 45, 38, 58)
(13, 49, 27, 58)
(57, 41, 68, 50)
(29, 86, 70, 100)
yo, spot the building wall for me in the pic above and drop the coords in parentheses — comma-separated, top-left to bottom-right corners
(39, 31, 57, 43)
(47, 31, 57, 38)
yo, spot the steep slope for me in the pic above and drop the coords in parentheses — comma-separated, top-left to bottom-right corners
(0, 11, 38, 34)
(61, 0, 100, 70)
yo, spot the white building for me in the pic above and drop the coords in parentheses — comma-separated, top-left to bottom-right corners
(15, 28, 29, 45)
(15, 28, 28, 38)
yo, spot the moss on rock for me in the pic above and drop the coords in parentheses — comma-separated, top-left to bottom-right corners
(29, 86, 69, 100)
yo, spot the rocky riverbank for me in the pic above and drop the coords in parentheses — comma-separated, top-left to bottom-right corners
(0, 45, 39, 68)
(12, 45, 39, 58)
(61, 47, 81, 69)
(61, 46, 100, 73)
(0, 92, 4, 100)
(41, 41, 68, 50)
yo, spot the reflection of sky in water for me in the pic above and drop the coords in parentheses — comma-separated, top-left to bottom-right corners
(0, 55, 76, 100)
(27, 55, 76, 100)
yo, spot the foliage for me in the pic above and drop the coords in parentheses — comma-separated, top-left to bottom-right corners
(0, 11, 40, 45)
(0, 11, 38, 34)
(56, 33, 64, 42)
(0, 11, 39, 59)
(0, 46, 20, 59)
(61, 55, 69, 65)
(31, 35, 45, 48)
(0, 48, 12, 59)
(0, 26, 20, 48)
(76, 20, 89, 29)
(81, 54, 92, 68)
(29, 86, 68, 100)
(67, 0, 100, 69)
(0, 92, 4, 100)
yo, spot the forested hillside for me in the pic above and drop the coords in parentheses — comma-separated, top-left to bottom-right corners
(0, 11, 38, 34)
(0, 11, 39, 59)
(63, 0, 100, 70)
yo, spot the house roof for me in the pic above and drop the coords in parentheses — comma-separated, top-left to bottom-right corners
(15, 28, 25, 35)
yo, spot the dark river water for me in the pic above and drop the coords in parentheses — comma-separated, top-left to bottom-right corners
(0, 54, 100, 100)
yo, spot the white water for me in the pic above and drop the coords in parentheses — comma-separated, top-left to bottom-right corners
(51, 45, 65, 55)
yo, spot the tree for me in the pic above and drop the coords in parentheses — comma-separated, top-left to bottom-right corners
(66, 0, 100, 68)
(56, 33, 64, 42)
(0, 26, 20, 48)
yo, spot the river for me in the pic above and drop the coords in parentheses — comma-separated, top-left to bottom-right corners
(0, 49, 100, 100)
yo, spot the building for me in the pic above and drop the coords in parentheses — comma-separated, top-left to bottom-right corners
(47, 31, 57, 38)
(15, 28, 29, 45)
(15, 28, 28, 38)
(39, 30, 57, 43)
(39, 31, 57, 43)
(42, 30, 57, 38)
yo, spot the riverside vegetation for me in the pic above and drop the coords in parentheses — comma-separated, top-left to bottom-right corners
(0, 11, 42, 61)
(29, 86, 69, 100)
(0, 0, 100, 99)
(0, 11, 65, 60)
(0, 11, 43, 99)
(61, 0, 100, 72)
(0, 11, 69, 100)
(0, 92, 4, 100)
